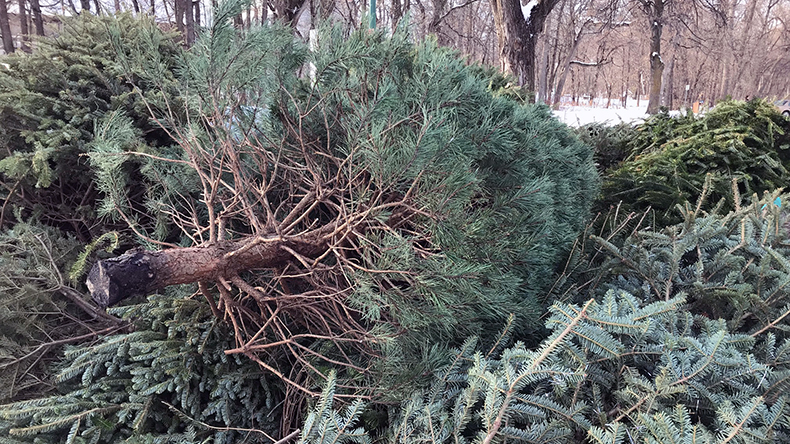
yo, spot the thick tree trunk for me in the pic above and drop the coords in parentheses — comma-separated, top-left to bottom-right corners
(0, 0, 14, 53)
(489, 0, 559, 93)
(88, 229, 333, 307)
(80, 0, 90, 12)
(645, 0, 664, 114)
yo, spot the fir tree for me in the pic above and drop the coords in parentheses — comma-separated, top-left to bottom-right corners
(0, 221, 122, 405)
(0, 13, 180, 240)
(299, 290, 790, 443)
(0, 289, 281, 443)
(597, 100, 790, 226)
(572, 187, 790, 335)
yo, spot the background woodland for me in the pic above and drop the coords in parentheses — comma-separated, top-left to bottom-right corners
(1, 0, 790, 112)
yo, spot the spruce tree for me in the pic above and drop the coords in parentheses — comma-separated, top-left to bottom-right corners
(1, 290, 281, 443)
(0, 221, 123, 405)
(598, 100, 790, 226)
(0, 13, 180, 239)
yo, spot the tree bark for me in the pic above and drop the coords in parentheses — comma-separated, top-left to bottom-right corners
(0, 0, 14, 54)
(80, 0, 90, 12)
(489, 0, 559, 92)
(174, 0, 184, 36)
(273, 0, 307, 26)
(88, 229, 333, 307)
(428, 0, 448, 44)
(184, 0, 195, 45)
(18, 0, 29, 52)
(664, 49, 675, 109)
(29, 0, 44, 35)
(536, 12, 550, 104)
(643, 0, 665, 114)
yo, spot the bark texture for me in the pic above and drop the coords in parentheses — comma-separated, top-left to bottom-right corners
(489, 0, 559, 91)
(644, 0, 665, 114)
(0, 0, 14, 54)
(29, 0, 43, 36)
(87, 229, 331, 307)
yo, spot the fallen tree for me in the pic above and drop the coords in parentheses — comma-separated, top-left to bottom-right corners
(85, 4, 598, 430)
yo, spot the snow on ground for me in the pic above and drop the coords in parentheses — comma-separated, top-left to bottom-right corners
(553, 105, 650, 127)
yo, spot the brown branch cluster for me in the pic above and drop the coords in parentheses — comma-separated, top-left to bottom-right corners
(88, 76, 438, 432)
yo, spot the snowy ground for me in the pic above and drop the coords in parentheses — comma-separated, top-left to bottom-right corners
(553, 105, 650, 127)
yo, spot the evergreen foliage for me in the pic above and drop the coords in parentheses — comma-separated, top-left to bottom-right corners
(0, 8, 598, 440)
(94, 1, 598, 405)
(573, 188, 790, 334)
(0, 13, 180, 239)
(576, 122, 638, 173)
(293, 192, 790, 443)
(0, 221, 121, 405)
(0, 290, 281, 443)
(300, 290, 790, 443)
(597, 100, 790, 226)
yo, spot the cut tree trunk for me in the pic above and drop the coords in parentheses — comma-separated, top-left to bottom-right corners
(87, 228, 333, 307)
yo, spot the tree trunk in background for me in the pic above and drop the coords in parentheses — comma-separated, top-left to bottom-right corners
(428, 0, 448, 44)
(174, 0, 183, 33)
(195, 0, 201, 28)
(718, 0, 735, 100)
(552, 24, 585, 109)
(489, 0, 559, 93)
(643, 0, 665, 114)
(0, 0, 14, 53)
(732, 0, 757, 98)
(537, 13, 550, 104)
(18, 0, 29, 51)
(30, 0, 44, 35)
(80, 0, 90, 12)
(665, 50, 675, 109)
(184, 0, 195, 45)
(274, 0, 307, 26)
